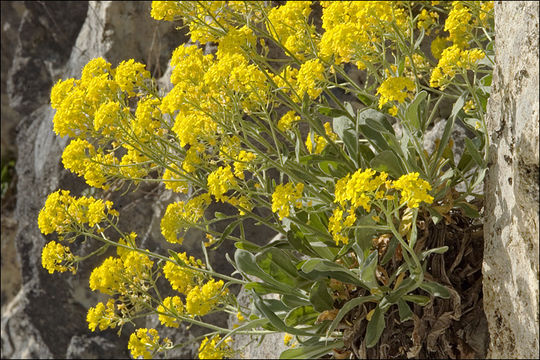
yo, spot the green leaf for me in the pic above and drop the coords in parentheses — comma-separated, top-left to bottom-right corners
(245, 282, 289, 295)
(279, 340, 344, 359)
(256, 248, 300, 287)
(456, 201, 481, 218)
(235, 249, 294, 291)
(332, 115, 355, 141)
(451, 94, 466, 120)
(284, 305, 318, 327)
(365, 116, 395, 135)
(234, 240, 261, 252)
(287, 226, 318, 258)
(464, 137, 485, 166)
(365, 306, 386, 348)
(282, 294, 311, 308)
(309, 280, 334, 312)
(406, 90, 428, 131)
(360, 250, 379, 289)
(385, 277, 416, 304)
(433, 117, 455, 171)
(369, 150, 405, 179)
(420, 281, 450, 299)
(402, 294, 431, 306)
(327, 295, 378, 336)
(397, 299, 413, 323)
(318, 106, 349, 117)
(254, 296, 314, 336)
(420, 246, 449, 261)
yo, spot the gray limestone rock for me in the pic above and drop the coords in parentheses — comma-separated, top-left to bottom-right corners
(483, 2, 539, 358)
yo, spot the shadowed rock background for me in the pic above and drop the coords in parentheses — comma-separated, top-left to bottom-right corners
(1, 1, 538, 359)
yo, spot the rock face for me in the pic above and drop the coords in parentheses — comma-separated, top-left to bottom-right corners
(483, 1, 540, 359)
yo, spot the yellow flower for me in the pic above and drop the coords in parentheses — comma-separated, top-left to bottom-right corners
(236, 312, 245, 322)
(305, 132, 327, 154)
(38, 190, 116, 235)
(296, 59, 325, 100)
(284, 333, 294, 346)
(266, 1, 314, 59)
(93, 101, 122, 135)
(198, 335, 233, 359)
(431, 36, 450, 60)
(393, 172, 434, 208)
(128, 328, 167, 360)
(114, 59, 150, 97)
(376, 77, 416, 109)
(150, 1, 181, 21)
(62, 138, 93, 176)
(445, 1, 472, 48)
(277, 111, 300, 132)
(89, 257, 124, 295)
(119, 146, 150, 181)
(163, 164, 189, 193)
(430, 45, 485, 88)
(417, 9, 440, 35)
(157, 296, 184, 328)
(134, 96, 161, 139)
(185, 279, 227, 316)
(233, 151, 257, 180)
(87, 299, 117, 332)
(271, 182, 304, 220)
(81, 57, 112, 85)
(41, 241, 76, 274)
(163, 252, 204, 294)
(207, 165, 238, 202)
(50, 78, 76, 109)
(160, 194, 211, 244)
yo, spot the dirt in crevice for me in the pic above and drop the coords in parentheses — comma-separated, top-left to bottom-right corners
(338, 209, 489, 359)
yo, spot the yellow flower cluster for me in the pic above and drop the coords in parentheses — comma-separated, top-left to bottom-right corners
(417, 9, 440, 35)
(330, 169, 434, 245)
(393, 172, 434, 208)
(185, 279, 227, 316)
(163, 163, 189, 193)
(444, 1, 473, 48)
(128, 328, 169, 360)
(150, 1, 182, 21)
(38, 190, 116, 235)
(41, 241, 76, 274)
(277, 111, 300, 132)
(157, 296, 184, 328)
(162, 251, 204, 294)
(114, 59, 151, 97)
(198, 335, 233, 360)
(305, 132, 326, 155)
(296, 59, 326, 100)
(89, 250, 154, 296)
(51, 57, 160, 190)
(319, 1, 409, 67)
(271, 182, 304, 220)
(233, 150, 257, 180)
(266, 1, 314, 59)
(376, 77, 416, 109)
(430, 45, 485, 89)
(207, 165, 238, 202)
(87, 298, 117, 332)
(160, 193, 212, 244)
(330, 169, 390, 245)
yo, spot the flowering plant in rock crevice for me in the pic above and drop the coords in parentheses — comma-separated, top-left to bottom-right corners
(39, 1, 493, 358)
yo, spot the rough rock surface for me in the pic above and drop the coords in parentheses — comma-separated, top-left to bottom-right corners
(483, 1, 540, 359)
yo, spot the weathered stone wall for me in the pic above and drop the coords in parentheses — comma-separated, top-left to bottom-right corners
(483, 1, 539, 358)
